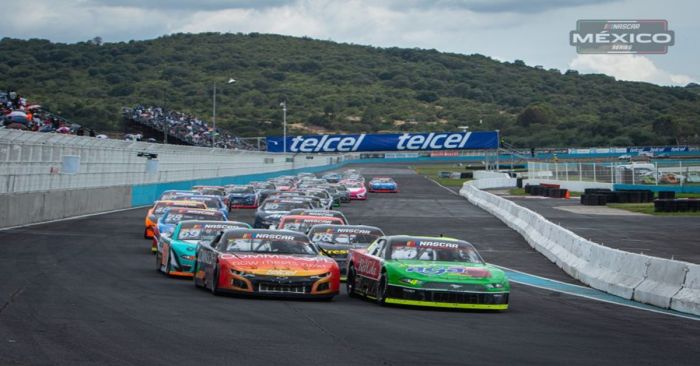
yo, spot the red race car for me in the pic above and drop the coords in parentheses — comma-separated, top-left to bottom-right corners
(194, 229, 340, 299)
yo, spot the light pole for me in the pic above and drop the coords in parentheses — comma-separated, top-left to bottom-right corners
(212, 78, 236, 148)
(280, 101, 287, 153)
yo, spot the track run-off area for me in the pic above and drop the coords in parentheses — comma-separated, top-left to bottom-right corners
(1, 164, 698, 365)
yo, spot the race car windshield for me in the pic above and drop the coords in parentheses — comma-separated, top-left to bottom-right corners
(223, 237, 316, 255)
(346, 182, 362, 188)
(178, 223, 247, 241)
(229, 186, 255, 193)
(309, 230, 382, 245)
(200, 189, 224, 196)
(163, 212, 224, 224)
(280, 218, 340, 232)
(307, 191, 329, 199)
(154, 202, 202, 214)
(388, 240, 484, 263)
(262, 201, 308, 211)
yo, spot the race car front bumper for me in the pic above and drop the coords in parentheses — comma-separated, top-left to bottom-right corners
(219, 271, 338, 298)
(385, 285, 508, 310)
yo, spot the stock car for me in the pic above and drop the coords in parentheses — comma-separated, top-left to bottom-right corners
(368, 177, 399, 193)
(173, 194, 228, 218)
(253, 199, 314, 228)
(276, 215, 345, 233)
(144, 200, 207, 239)
(343, 180, 367, 200)
(331, 184, 351, 203)
(288, 208, 349, 224)
(322, 173, 342, 183)
(152, 208, 226, 253)
(346, 235, 510, 310)
(193, 229, 340, 299)
(307, 225, 384, 279)
(227, 185, 259, 209)
(156, 220, 251, 277)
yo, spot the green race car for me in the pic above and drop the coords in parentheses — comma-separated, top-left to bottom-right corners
(346, 235, 509, 310)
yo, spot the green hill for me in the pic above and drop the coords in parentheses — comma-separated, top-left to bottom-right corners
(1, 32, 698, 147)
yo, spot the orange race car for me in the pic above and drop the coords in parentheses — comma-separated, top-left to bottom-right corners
(144, 200, 207, 239)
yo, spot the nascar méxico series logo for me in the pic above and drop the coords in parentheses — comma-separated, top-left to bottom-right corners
(266, 131, 498, 153)
(570, 19, 675, 54)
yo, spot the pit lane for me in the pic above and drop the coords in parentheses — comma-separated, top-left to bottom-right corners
(1, 164, 698, 365)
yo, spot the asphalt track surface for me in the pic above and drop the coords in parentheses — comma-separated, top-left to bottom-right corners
(1, 164, 699, 365)
(503, 195, 700, 264)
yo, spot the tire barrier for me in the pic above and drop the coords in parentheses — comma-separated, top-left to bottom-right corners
(580, 189, 653, 206)
(524, 184, 568, 199)
(654, 199, 700, 212)
(459, 182, 699, 316)
(658, 191, 676, 199)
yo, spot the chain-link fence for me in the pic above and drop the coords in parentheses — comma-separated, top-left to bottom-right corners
(528, 160, 700, 187)
(0, 130, 345, 194)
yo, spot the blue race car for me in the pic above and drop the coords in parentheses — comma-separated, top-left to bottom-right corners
(322, 173, 342, 183)
(226, 185, 260, 209)
(368, 177, 398, 193)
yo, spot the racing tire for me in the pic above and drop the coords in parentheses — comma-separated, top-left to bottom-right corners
(346, 265, 359, 298)
(155, 250, 162, 273)
(210, 268, 221, 296)
(376, 272, 388, 305)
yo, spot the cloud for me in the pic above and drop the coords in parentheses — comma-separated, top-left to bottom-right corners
(86, 0, 290, 11)
(389, 0, 619, 14)
(569, 54, 696, 86)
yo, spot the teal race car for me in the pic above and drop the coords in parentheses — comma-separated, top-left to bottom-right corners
(346, 235, 509, 310)
(156, 220, 251, 277)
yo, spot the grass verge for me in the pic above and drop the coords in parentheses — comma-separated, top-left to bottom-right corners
(411, 164, 472, 187)
(607, 203, 700, 216)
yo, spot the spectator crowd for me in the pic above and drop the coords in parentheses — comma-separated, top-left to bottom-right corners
(124, 105, 254, 150)
(1, 90, 101, 137)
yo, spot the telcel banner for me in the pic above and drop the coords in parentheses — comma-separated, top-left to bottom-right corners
(266, 131, 498, 153)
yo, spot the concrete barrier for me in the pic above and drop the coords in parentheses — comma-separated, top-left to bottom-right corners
(459, 181, 700, 316)
(671, 264, 700, 315)
(0, 186, 132, 228)
(634, 258, 688, 308)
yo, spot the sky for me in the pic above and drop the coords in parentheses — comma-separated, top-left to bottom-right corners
(1, 0, 698, 86)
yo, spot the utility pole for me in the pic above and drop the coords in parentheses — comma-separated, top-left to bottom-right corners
(281, 101, 287, 153)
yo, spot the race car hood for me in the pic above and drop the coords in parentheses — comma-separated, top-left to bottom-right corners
(222, 254, 337, 276)
(169, 239, 198, 255)
(385, 260, 508, 285)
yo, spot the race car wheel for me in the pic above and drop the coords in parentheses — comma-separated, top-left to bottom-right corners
(210, 269, 220, 296)
(376, 272, 388, 305)
(346, 265, 358, 298)
(155, 251, 162, 273)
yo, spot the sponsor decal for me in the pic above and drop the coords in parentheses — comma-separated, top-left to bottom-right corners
(252, 233, 296, 241)
(266, 131, 498, 153)
(404, 240, 458, 249)
(357, 257, 380, 278)
(406, 266, 491, 278)
(324, 249, 349, 255)
(335, 228, 373, 235)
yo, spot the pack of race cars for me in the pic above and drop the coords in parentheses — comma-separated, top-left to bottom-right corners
(144, 169, 510, 310)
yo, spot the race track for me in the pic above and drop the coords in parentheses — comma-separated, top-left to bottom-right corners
(1, 164, 698, 365)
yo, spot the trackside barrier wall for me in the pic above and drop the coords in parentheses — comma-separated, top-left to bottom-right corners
(0, 186, 132, 227)
(459, 182, 699, 316)
(470, 173, 517, 190)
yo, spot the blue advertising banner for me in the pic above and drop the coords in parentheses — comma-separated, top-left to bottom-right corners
(266, 131, 498, 153)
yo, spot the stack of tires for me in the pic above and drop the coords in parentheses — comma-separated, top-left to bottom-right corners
(580, 188, 612, 206)
(654, 197, 699, 212)
(580, 188, 654, 206)
(523, 184, 569, 199)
